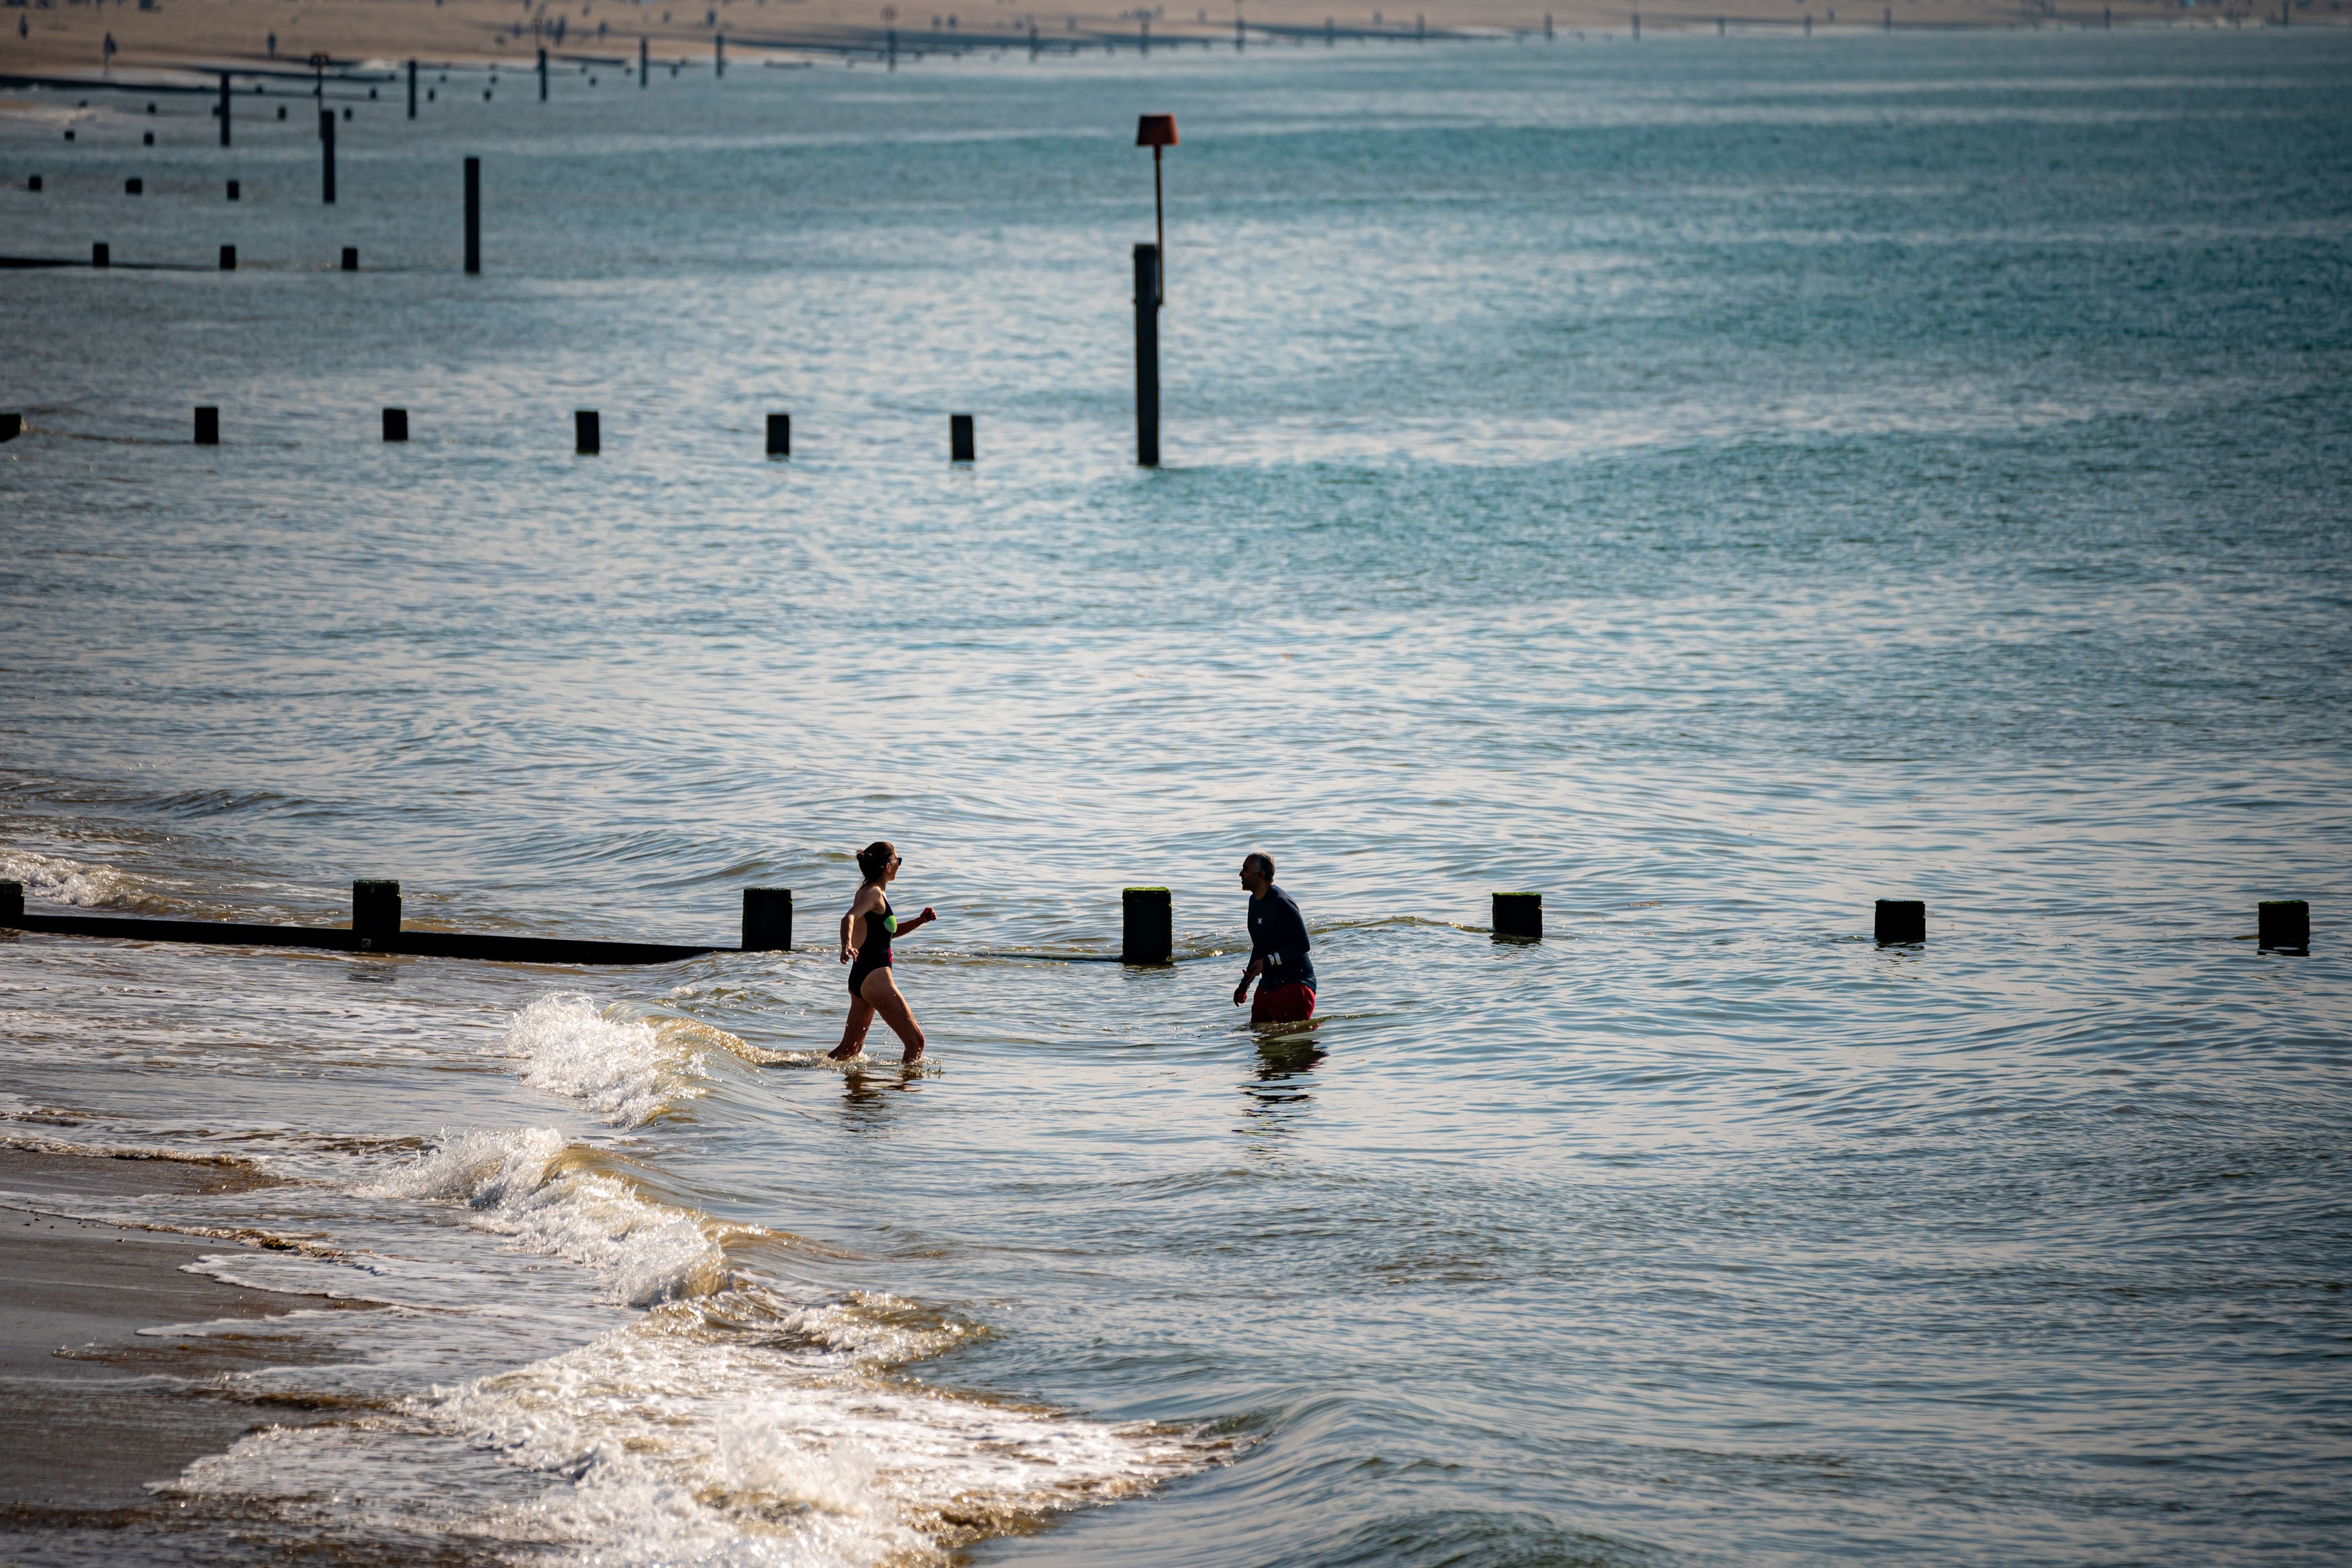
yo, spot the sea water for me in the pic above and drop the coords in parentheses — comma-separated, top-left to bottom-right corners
(3, 27, 2350, 1566)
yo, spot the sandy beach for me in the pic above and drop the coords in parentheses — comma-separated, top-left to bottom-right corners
(0, 1148, 341, 1515)
(1, 0, 2306, 83)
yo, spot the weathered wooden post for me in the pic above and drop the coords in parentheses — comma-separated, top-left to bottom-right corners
(125, 178, 143, 195)
(539, 47, 549, 101)
(92, 243, 110, 268)
(1122, 887, 1172, 963)
(742, 888, 793, 951)
(227, 179, 241, 200)
(409, 58, 419, 119)
(766, 413, 790, 457)
(194, 406, 220, 445)
(219, 244, 236, 271)
(640, 36, 649, 87)
(575, 410, 601, 453)
(352, 879, 401, 945)
(716, 34, 726, 76)
(383, 408, 409, 441)
(1875, 899, 1925, 945)
(0, 879, 22, 923)
(1493, 891, 1542, 941)
(220, 72, 232, 146)
(342, 246, 359, 271)
(2259, 900, 2310, 952)
(1134, 244, 1161, 468)
(950, 414, 974, 462)
(319, 108, 336, 204)
(0, 415, 21, 443)
(464, 156, 480, 274)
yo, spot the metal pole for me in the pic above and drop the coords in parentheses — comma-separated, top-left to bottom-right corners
(319, 109, 336, 204)
(640, 36, 649, 86)
(1134, 243, 1161, 468)
(409, 58, 418, 118)
(1152, 145, 1165, 304)
(219, 71, 231, 146)
(539, 47, 549, 101)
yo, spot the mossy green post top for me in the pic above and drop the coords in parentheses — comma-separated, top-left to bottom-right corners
(1122, 886, 1173, 965)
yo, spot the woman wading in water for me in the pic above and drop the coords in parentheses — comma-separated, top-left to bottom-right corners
(833, 840, 938, 1063)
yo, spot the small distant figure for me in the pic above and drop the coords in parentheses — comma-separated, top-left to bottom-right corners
(1233, 852, 1316, 1025)
(102, 32, 116, 69)
(832, 840, 939, 1065)
(268, 31, 278, 57)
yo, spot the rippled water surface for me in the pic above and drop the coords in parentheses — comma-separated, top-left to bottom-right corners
(3, 27, 2351, 1567)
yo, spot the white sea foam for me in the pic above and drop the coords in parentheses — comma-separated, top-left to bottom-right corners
(364, 1127, 728, 1306)
(419, 1293, 1212, 1567)
(0, 847, 139, 908)
(504, 993, 752, 1127)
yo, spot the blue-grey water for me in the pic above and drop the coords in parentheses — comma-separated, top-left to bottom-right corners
(3, 28, 2351, 1567)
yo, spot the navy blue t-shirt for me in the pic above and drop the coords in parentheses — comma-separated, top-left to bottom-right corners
(1248, 884, 1316, 993)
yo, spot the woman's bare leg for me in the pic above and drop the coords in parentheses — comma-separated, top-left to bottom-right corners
(858, 969, 927, 1065)
(831, 995, 876, 1060)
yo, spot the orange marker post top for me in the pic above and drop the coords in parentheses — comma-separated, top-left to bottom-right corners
(1136, 114, 1178, 148)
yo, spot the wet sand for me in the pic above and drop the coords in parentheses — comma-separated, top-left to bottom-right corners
(0, 1148, 340, 1515)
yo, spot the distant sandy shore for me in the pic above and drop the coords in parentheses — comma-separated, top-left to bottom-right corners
(3, 0, 2333, 85)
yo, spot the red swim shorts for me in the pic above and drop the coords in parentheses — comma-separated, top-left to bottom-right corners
(1250, 982, 1316, 1025)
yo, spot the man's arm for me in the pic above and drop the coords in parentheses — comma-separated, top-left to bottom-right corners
(1232, 955, 1263, 1006)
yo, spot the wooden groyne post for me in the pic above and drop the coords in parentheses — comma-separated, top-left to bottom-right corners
(464, 157, 480, 273)
(539, 47, 550, 101)
(766, 413, 790, 458)
(743, 888, 792, 951)
(1876, 899, 1925, 945)
(1493, 891, 1542, 941)
(409, 59, 419, 120)
(2259, 900, 2310, 952)
(219, 244, 236, 271)
(383, 408, 409, 441)
(640, 37, 650, 87)
(950, 414, 974, 462)
(319, 109, 336, 204)
(1123, 887, 1172, 964)
(575, 410, 601, 454)
(219, 73, 232, 146)
(194, 406, 220, 445)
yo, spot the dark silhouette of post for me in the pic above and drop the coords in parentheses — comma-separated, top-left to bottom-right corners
(950, 415, 974, 462)
(1493, 892, 1542, 941)
(0, 415, 19, 443)
(765, 413, 790, 457)
(194, 406, 220, 445)
(1134, 244, 1161, 468)
(219, 72, 232, 146)
(409, 58, 419, 118)
(227, 178, 240, 200)
(464, 157, 480, 273)
(575, 410, 601, 453)
(539, 47, 549, 100)
(319, 109, 336, 204)
(2259, 900, 2310, 951)
(341, 246, 359, 271)
(716, 35, 726, 76)
(1136, 114, 1176, 300)
(383, 408, 409, 441)
(1875, 900, 1925, 945)
(353, 879, 401, 941)
(640, 36, 649, 86)
(219, 244, 236, 270)
(1122, 887, 1172, 964)
(92, 243, 110, 268)
(742, 888, 793, 951)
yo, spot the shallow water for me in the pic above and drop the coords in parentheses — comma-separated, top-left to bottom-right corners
(3, 27, 2351, 1567)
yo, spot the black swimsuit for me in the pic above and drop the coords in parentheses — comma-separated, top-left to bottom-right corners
(847, 892, 896, 998)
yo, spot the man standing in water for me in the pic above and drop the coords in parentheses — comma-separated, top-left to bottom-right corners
(1233, 852, 1316, 1024)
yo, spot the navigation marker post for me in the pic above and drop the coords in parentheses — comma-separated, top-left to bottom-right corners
(1134, 114, 1177, 467)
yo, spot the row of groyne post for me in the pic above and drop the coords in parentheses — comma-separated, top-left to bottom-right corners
(0, 881, 2316, 966)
